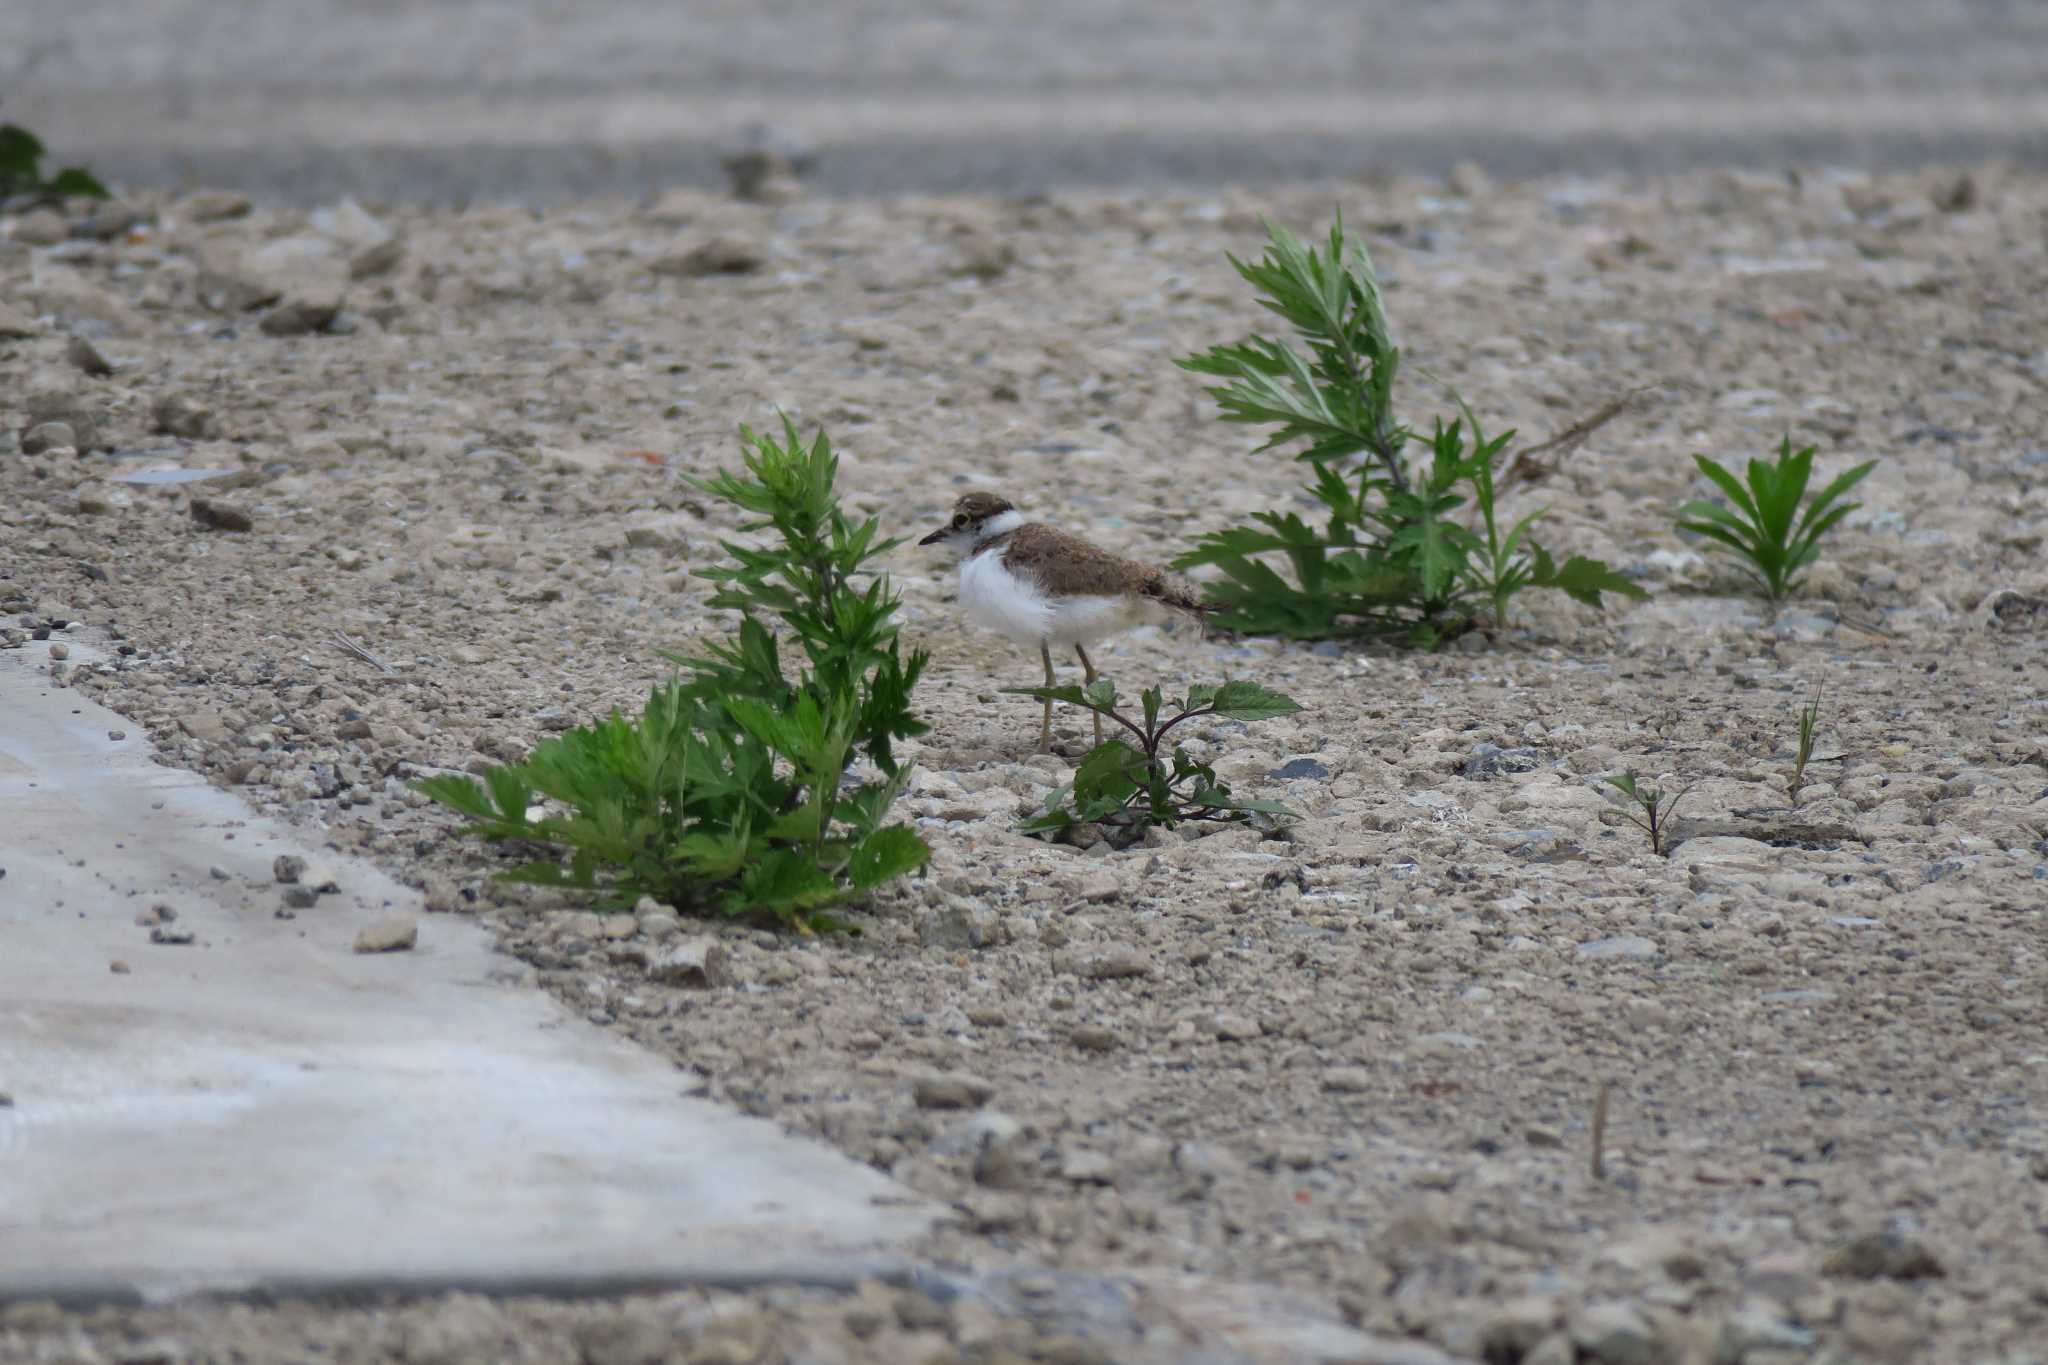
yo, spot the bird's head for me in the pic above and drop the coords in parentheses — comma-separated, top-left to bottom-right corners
(919, 491, 1020, 555)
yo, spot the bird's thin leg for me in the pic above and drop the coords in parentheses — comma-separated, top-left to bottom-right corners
(1075, 644, 1103, 744)
(1038, 642, 1056, 753)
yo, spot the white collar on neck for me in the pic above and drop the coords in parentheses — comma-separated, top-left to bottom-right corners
(974, 509, 1026, 546)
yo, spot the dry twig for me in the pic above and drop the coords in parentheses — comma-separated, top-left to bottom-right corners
(1590, 1080, 1612, 1181)
(1505, 386, 1656, 490)
(332, 630, 395, 675)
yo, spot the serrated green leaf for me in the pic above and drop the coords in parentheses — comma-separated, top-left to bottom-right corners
(1172, 525, 1295, 563)
(1381, 486, 1478, 599)
(1532, 554, 1648, 608)
(46, 166, 110, 199)
(1192, 792, 1294, 815)
(1072, 740, 1145, 798)
(733, 849, 845, 915)
(1205, 680, 1305, 721)
(485, 765, 535, 822)
(1140, 686, 1163, 733)
(1018, 808, 1074, 833)
(411, 773, 503, 823)
(766, 804, 823, 843)
(1600, 772, 1643, 801)
(668, 829, 751, 880)
(848, 825, 930, 888)
(0, 125, 46, 178)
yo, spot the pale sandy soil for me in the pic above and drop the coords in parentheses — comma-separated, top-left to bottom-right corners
(3, 162, 2047, 1362)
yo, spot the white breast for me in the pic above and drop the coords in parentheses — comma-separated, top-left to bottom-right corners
(957, 549, 1149, 647)
(958, 547, 1054, 645)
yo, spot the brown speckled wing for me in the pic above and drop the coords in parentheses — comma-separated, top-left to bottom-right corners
(994, 524, 1207, 613)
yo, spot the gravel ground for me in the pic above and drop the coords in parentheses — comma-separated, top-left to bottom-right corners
(4, 163, 2047, 1362)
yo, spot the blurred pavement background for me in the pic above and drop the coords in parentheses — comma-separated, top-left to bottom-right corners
(3, 0, 2045, 202)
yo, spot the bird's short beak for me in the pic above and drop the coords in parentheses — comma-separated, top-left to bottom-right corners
(918, 527, 948, 546)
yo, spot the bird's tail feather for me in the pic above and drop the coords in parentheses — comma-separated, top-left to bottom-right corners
(1143, 574, 1215, 629)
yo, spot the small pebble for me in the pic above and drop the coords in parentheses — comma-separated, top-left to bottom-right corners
(1322, 1067, 1373, 1094)
(1059, 1149, 1116, 1185)
(21, 421, 76, 454)
(65, 334, 114, 377)
(912, 1074, 996, 1110)
(353, 915, 419, 953)
(1824, 1229, 1946, 1280)
(1068, 1025, 1119, 1053)
(1213, 1011, 1260, 1041)
(1576, 936, 1659, 961)
(189, 497, 254, 532)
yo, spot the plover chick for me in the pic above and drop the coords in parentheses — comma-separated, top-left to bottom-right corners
(920, 492, 1207, 751)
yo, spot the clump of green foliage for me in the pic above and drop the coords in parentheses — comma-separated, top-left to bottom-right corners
(1008, 677, 1302, 847)
(415, 419, 929, 930)
(1677, 437, 1875, 601)
(0, 123, 109, 202)
(1600, 770, 1694, 856)
(1174, 216, 1643, 642)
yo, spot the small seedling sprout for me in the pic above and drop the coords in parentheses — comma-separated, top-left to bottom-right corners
(1790, 687, 1822, 807)
(1785, 686, 1845, 808)
(1005, 677, 1303, 846)
(1677, 437, 1876, 601)
(1600, 770, 1695, 856)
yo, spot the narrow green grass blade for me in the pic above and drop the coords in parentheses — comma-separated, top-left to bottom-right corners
(1751, 443, 1814, 542)
(1787, 501, 1860, 564)
(1691, 455, 1764, 526)
(1677, 510, 1765, 556)
(1796, 460, 1877, 536)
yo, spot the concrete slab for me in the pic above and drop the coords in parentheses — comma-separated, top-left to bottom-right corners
(0, 641, 939, 1305)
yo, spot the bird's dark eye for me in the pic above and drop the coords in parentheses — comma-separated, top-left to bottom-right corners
(951, 514, 967, 528)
